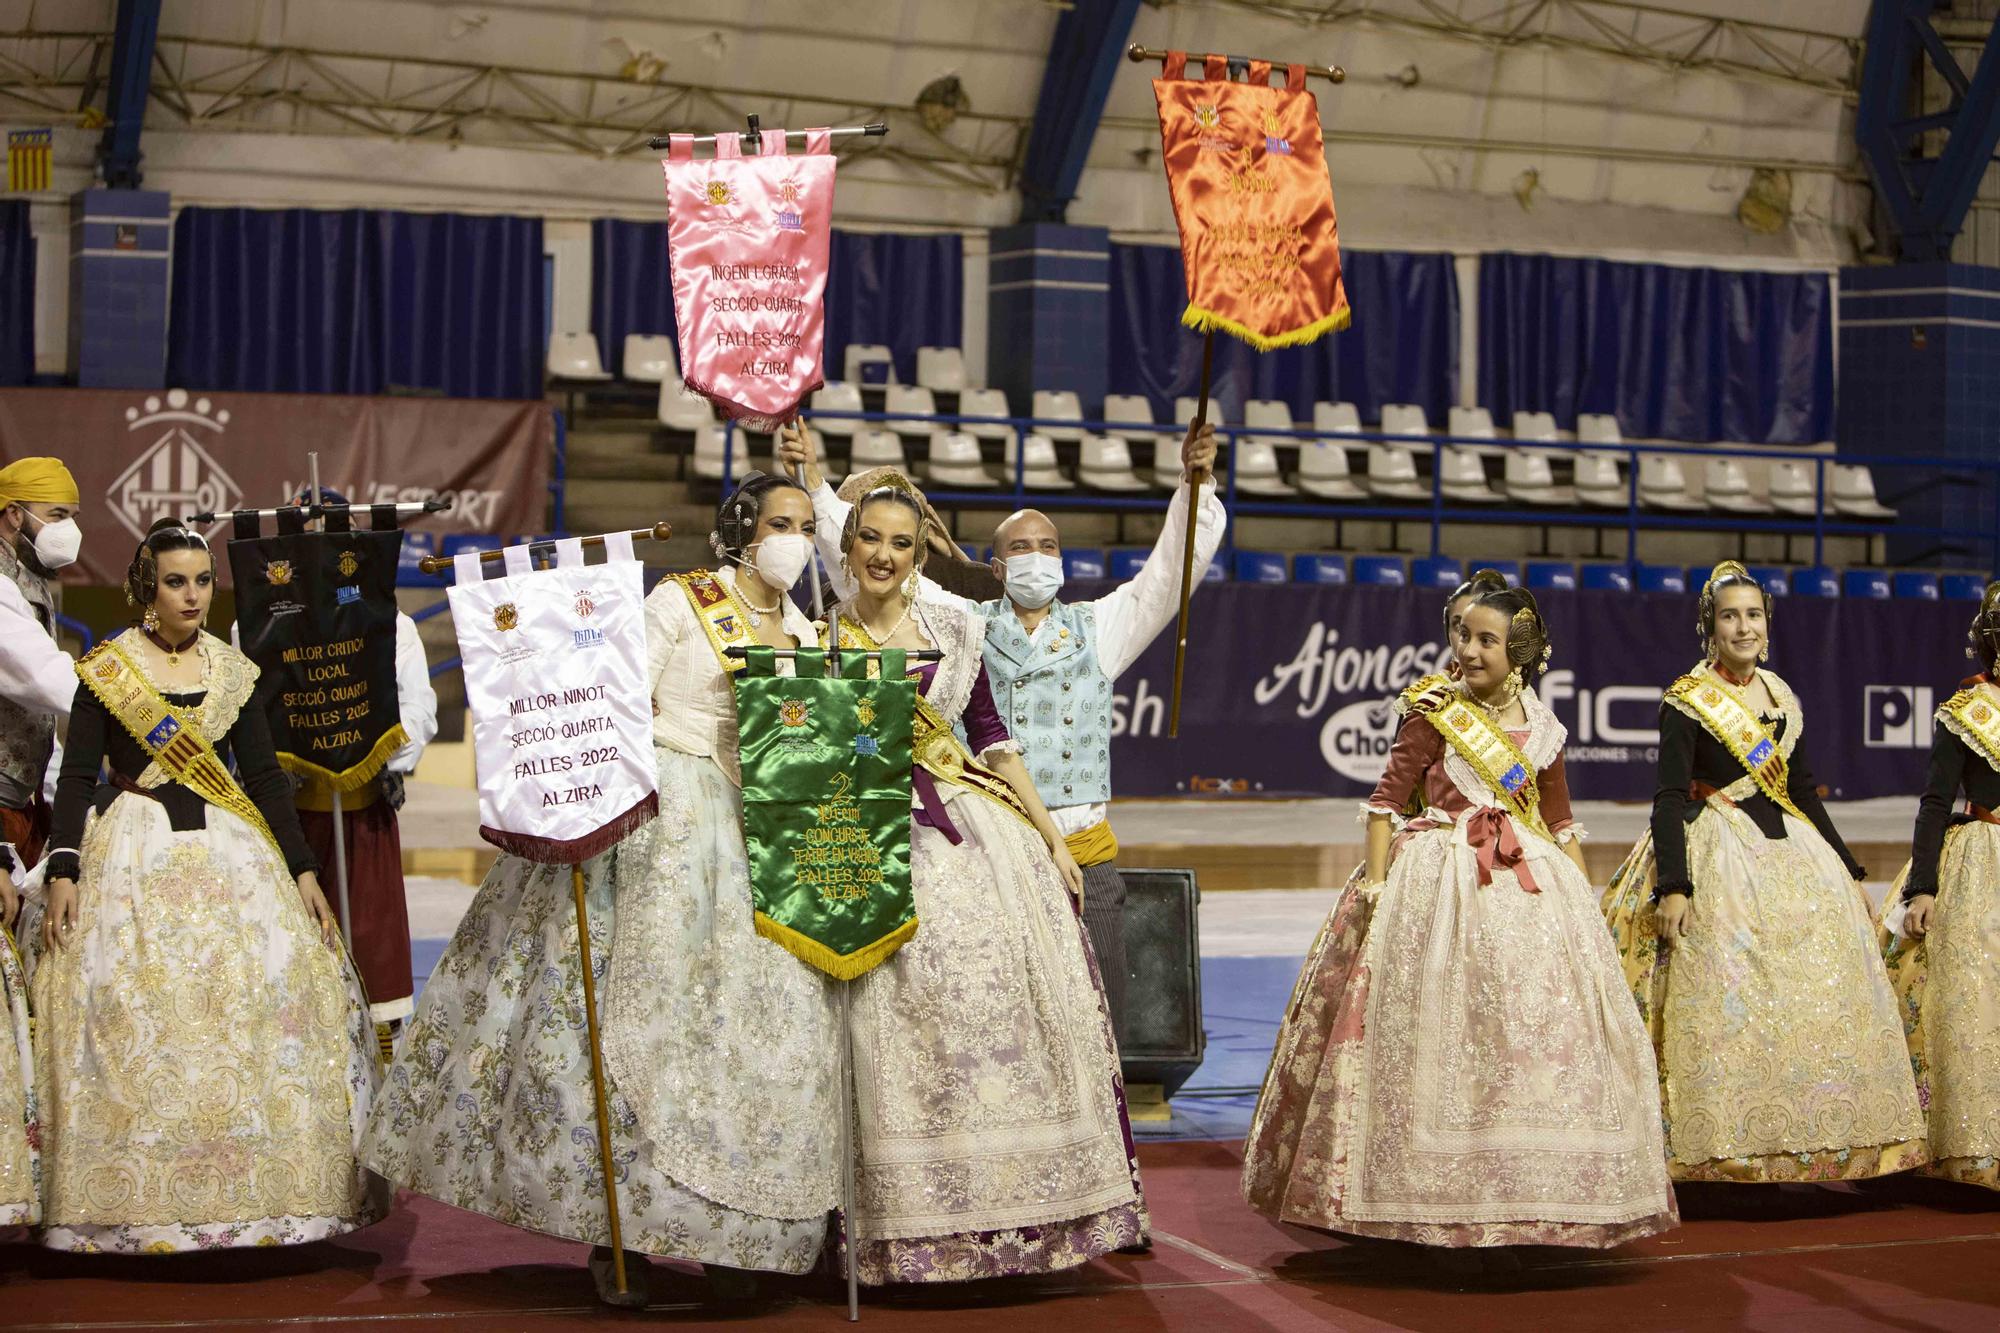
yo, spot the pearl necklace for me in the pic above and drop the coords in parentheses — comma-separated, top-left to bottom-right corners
(850, 594, 914, 647)
(733, 583, 782, 628)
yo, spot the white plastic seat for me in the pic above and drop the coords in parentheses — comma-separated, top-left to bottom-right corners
(884, 383, 937, 425)
(1237, 399, 1302, 494)
(1447, 407, 1496, 439)
(914, 347, 967, 393)
(1702, 458, 1770, 514)
(843, 344, 896, 386)
(1502, 451, 1569, 505)
(1301, 402, 1364, 499)
(1367, 404, 1433, 502)
(1639, 456, 1701, 511)
(1439, 407, 1503, 503)
(1005, 432, 1075, 489)
(621, 334, 676, 384)
(1032, 390, 1087, 443)
(690, 423, 747, 481)
(958, 387, 1016, 447)
(1577, 413, 1624, 445)
(657, 379, 715, 433)
(1079, 434, 1149, 492)
(809, 382, 864, 441)
(1768, 460, 1818, 515)
(1574, 455, 1627, 508)
(1832, 464, 1896, 519)
(1511, 410, 1560, 443)
(1243, 398, 1296, 442)
(848, 429, 908, 476)
(547, 332, 612, 382)
(926, 431, 996, 487)
(1104, 393, 1160, 431)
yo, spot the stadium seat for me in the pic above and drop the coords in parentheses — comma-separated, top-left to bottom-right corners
(1580, 564, 1633, 593)
(690, 423, 749, 482)
(657, 379, 715, 433)
(1502, 450, 1567, 505)
(1573, 454, 1627, 509)
(1293, 553, 1348, 584)
(1791, 566, 1839, 597)
(1746, 565, 1790, 598)
(925, 431, 996, 488)
(547, 331, 612, 383)
(1235, 550, 1288, 583)
(914, 346, 966, 393)
(1302, 402, 1366, 500)
(1078, 434, 1148, 491)
(1002, 433, 1073, 489)
(1062, 548, 1108, 581)
(397, 531, 442, 587)
(1442, 408, 1504, 504)
(1638, 456, 1701, 511)
(958, 386, 1017, 453)
(885, 383, 937, 431)
(1525, 561, 1577, 591)
(1034, 389, 1087, 443)
(848, 429, 907, 476)
(1110, 549, 1147, 580)
(1832, 464, 1895, 519)
(1365, 404, 1430, 503)
(1238, 400, 1301, 495)
(1844, 569, 1892, 599)
(843, 344, 896, 387)
(621, 333, 676, 384)
(1767, 461, 1818, 516)
(1702, 458, 1770, 514)
(1636, 564, 1686, 594)
(1352, 555, 1407, 587)
(808, 382, 864, 450)
(1469, 560, 1521, 586)
(1943, 573, 1989, 600)
(1893, 571, 1940, 600)
(1410, 556, 1464, 589)
(1511, 411, 1560, 442)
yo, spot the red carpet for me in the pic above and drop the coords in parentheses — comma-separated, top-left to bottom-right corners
(4, 1141, 1999, 1331)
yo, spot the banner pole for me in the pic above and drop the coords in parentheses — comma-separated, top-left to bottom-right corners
(1168, 329, 1215, 739)
(839, 982, 859, 1322)
(303, 452, 356, 945)
(571, 861, 632, 1302)
(792, 420, 825, 622)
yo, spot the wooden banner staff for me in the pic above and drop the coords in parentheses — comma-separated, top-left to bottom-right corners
(417, 522, 674, 575)
(646, 121, 888, 152)
(188, 498, 452, 524)
(1125, 44, 1347, 82)
(1170, 331, 1215, 740)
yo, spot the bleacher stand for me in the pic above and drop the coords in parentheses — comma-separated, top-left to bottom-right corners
(1302, 402, 1366, 500)
(1792, 566, 1840, 597)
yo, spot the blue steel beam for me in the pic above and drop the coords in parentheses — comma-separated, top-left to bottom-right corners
(1016, 0, 1142, 222)
(96, 0, 162, 189)
(1857, 0, 2000, 262)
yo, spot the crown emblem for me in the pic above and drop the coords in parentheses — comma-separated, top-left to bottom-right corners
(779, 698, 810, 728)
(337, 550, 359, 579)
(1193, 104, 1221, 130)
(494, 602, 519, 632)
(265, 559, 294, 586)
(704, 179, 737, 206)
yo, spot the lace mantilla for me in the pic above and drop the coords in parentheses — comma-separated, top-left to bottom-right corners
(112, 629, 260, 789)
(1662, 661, 1802, 807)
(1437, 684, 1566, 838)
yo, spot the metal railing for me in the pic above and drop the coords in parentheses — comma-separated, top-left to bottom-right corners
(706, 408, 2000, 576)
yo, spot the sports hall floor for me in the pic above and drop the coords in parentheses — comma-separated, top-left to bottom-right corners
(7, 791, 1998, 1331)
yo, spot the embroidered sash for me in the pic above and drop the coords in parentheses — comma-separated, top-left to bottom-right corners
(1666, 670, 1804, 820)
(1940, 685, 2000, 774)
(1403, 678, 1547, 838)
(670, 570, 757, 673)
(837, 616, 1034, 827)
(76, 640, 283, 856)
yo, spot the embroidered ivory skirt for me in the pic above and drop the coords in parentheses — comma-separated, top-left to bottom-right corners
(0, 926, 37, 1227)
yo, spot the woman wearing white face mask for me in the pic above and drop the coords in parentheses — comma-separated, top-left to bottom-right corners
(364, 472, 842, 1308)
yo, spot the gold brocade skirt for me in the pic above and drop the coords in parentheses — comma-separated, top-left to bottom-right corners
(0, 928, 36, 1227)
(1880, 820, 2000, 1190)
(1604, 803, 1928, 1182)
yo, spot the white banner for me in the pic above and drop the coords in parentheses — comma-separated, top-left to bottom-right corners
(447, 533, 658, 863)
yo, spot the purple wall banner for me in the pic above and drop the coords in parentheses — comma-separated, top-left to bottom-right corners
(1098, 584, 1971, 804)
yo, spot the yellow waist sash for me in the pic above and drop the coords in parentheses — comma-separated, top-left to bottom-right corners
(1666, 671, 1804, 820)
(77, 640, 283, 856)
(1402, 677, 1547, 837)
(1063, 820, 1119, 867)
(670, 570, 760, 673)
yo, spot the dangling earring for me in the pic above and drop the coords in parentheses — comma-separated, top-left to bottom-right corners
(1758, 643, 1769, 663)
(142, 606, 160, 633)
(902, 568, 919, 600)
(1500, 665, 1524, 704)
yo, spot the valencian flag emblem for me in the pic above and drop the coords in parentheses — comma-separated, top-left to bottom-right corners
(227, 508, 406, 791)
(734, 647, 916, 980)
(1152, 52, 1348, 350)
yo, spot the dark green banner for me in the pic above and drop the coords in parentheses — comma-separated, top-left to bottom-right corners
(734, 647, 916, 979)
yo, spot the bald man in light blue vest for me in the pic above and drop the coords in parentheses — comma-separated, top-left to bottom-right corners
(978, 420, 1223, 1031)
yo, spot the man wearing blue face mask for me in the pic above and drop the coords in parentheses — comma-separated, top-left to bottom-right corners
(0, 457, 83, 889)
(978, 419, 1222, 1034)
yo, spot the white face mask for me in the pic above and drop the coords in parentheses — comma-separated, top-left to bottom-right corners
(23, 511, 82, 571)
(747, 533, 812, 590)
(1002, 551, 1064, 609)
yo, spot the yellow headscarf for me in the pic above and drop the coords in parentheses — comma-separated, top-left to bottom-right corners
(0, 457, 80, 508)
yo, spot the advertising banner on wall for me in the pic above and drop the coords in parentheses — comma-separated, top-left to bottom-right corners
(1100, 584, 1970, 804)
(0, 387, 552, 586)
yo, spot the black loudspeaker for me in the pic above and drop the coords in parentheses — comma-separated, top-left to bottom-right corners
(1115, 868, 1205, 1099)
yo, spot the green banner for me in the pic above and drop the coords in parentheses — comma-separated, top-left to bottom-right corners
(734, 647, 917, 979)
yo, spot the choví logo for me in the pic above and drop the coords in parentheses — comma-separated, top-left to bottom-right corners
(1319, 697, 1401, 784)
(108, 391, 243, 543)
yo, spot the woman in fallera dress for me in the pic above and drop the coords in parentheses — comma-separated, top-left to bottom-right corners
(363, 477, 842, 1306)
(797, 448, 1146, 1283)
(1, 848, 36, 1231)
(1603, 560, 1926, 1182)
(1243, 585, 1676, 1259)
(33, 520, 377, 1252)
(1878, 579, 2000, 1190)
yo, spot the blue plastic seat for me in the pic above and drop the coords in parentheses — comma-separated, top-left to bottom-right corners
(396, 531, 441, 587)
(1843, 569, 1892, 599)
(1292, 553, 1348, 585)
(1062, 548, 1107, 581)
(1352, 556, 1406, 587)
(1525, 561, 1577, 591)
(1468, 561, 1520, 587)
(1790, 566, 1839, 597)
(1201, 557, 1224, 584)
(1943, 573, 1989, 600)
(1635, 563, 1686, 595)
(1742, 565, 1788, 598)
(1234, 550, 1288, 584)
(1409, 556, 1463, 590)
(1109, 548, 1147, 580)
(1580, 564, 1633, 593)
(1893, 571, 1940, 600)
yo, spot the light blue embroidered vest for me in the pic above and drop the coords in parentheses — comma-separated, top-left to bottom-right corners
(978, 599, 1112, 808)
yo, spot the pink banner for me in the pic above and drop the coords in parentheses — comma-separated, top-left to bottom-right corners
(662, 127, 836, 429)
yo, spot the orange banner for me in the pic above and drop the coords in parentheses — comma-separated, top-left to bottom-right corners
(1152, 52, 1348, 351)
